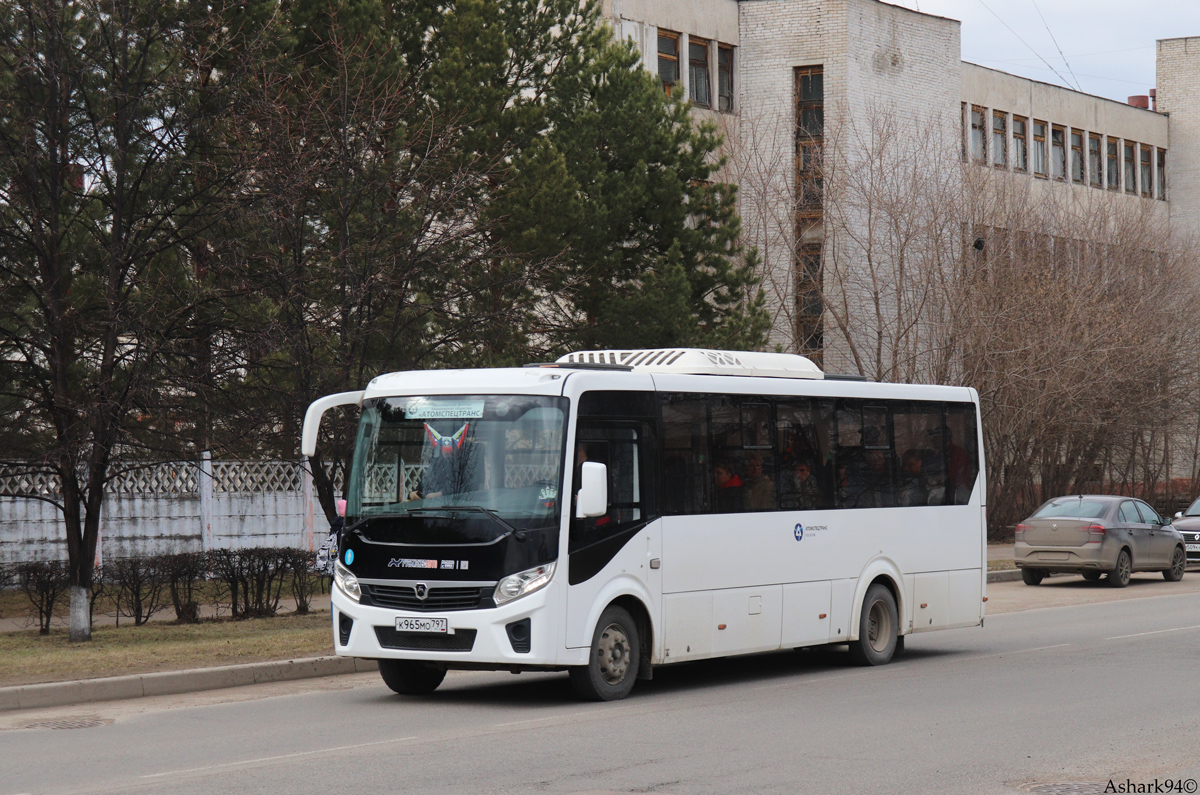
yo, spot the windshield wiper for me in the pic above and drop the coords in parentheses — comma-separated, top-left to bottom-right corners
(403, 505, 521, 537)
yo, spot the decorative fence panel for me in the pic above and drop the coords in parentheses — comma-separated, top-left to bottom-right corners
(0, 458, 319, 565)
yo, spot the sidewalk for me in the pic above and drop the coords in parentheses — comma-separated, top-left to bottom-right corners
(987, 543, 1013, 562)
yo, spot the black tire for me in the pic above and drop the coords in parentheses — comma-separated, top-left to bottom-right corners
(1108, 549, 1132, 588)
(569, 606, 640, 701)
(1164, 546, 1186, 582)
(848, 584, 898, 666)
(378, 659, 446, 695)
(1081, 571, 1102, 582)
(1021, 568, 1045, 586)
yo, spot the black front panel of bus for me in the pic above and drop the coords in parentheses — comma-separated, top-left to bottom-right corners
(339, 526, 556, 583)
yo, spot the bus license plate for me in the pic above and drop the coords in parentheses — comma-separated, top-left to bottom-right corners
(396, 617, 449, 634)
(1187, 544, 1200, 552)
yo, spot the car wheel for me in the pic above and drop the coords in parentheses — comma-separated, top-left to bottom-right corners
(569, 606, 640, 701)
(378, 660, 446, 695)
(1108, 549, 1131, 588)
(1081, 571, 1102, 582)
(848, 584, 898, 666)
(1021, 568, 1044, 586)
(1164, 546, 1186, 582)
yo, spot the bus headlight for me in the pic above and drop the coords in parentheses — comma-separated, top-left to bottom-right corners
(494, 561, 556, 606)
(334, 561, 361, 603)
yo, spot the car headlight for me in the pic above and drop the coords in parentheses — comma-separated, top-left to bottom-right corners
(334, 560, 361, 603)
(494, 561, 556, 606)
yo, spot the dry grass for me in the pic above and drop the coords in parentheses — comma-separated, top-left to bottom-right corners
(0, 610, 335, 688)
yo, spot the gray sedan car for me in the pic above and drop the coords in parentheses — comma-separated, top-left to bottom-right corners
(1173, 496, 1200, 567)
(1014, 495, 1187, 587)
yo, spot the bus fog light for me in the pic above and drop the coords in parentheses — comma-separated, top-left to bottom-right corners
(494, 561, 556, 606)
(335, 561, 361, 603)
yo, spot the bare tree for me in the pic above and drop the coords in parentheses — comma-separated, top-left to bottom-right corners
(725, 98, 1200, 532)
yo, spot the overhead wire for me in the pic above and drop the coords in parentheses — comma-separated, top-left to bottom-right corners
(1029, 0, 1082, 91)
(972, 0, 1076, 90)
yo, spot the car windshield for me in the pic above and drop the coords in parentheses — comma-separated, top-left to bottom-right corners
(1031, 498, 1110, 520)
(1187, 497, 1200, 517)
(346, 395, 568, 539)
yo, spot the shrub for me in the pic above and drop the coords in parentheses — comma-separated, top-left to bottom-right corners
(208, 548, 290, 619)
(17, 560, 69, 635)
(162, 551, 206, 623)
(108, 556, 168, 626)
(287, 549, 319, 614)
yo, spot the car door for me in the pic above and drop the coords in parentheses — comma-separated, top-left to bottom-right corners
(1118, 501, 1153, 569)
(1135, 501, 1172, 566)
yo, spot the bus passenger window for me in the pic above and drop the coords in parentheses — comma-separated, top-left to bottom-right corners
(661, 395, 710, 515)
(942, 404, 979, 505)
(891, 404, 947, 506)
(776, 399, 836, 510)
(710, 397, 776, 512)
(836, 400, 895, 508)
(709, 397, 749, 513)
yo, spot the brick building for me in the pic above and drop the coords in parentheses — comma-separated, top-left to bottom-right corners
(602, 0, 1200, 372)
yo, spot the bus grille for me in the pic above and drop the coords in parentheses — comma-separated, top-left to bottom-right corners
(374, 627, 477, 652)
(363, 584, 492, 612)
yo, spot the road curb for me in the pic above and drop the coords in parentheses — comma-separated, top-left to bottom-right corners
(987, 569, 1022, 583)
(0, 655, 379, 713)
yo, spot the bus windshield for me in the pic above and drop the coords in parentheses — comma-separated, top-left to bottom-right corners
(346, 395, 568, 540)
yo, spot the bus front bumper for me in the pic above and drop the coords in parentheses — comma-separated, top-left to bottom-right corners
(330, 582, 564, 668)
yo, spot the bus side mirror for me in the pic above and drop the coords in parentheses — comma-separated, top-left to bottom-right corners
(575, 462, 608, 519)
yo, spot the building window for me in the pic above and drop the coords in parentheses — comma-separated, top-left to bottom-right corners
(689, 37, 710, 107)
(1106, 137, 1119, 190)
(797, 245, 823, 364)
(717, 45, 734, 112)
(1088, 133, 1102, 188)
(1032, 121, 1047, 177)
(1012, 116, 1027, 173)
(657, 31, 679, 96)
(1140, 145, 1152, 197)
(992, 111, 1007, 169)
(970, 106, 987, 163)
(1070, 130, 1084, 183)
(796, 66, 823, 138)
(1051, 125, 1065, 180)
(1157, 148, 1167, 200)
(1124, 141, 1136, 192)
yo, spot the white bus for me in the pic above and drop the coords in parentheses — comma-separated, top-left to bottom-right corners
(303, 349, 986, 701)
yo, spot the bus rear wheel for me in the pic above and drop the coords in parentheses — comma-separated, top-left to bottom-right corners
(849, 584, 898, 667)
(569, 606, 640, 702)
(378, 659, 446, 695)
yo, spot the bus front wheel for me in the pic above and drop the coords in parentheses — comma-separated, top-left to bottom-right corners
(569, 606, 640, 701)
(378, 659, 446, 695)
(849, 583, 898, 667)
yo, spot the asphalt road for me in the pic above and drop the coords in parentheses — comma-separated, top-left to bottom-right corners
(4, 584, 1200, 795)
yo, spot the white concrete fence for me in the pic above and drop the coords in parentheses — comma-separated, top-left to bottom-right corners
(0, 454, 324, 565)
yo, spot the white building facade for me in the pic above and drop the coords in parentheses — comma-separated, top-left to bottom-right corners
(602, 0, 1199, 373)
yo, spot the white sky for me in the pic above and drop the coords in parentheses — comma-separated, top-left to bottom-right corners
(886, 0, 1200, 102)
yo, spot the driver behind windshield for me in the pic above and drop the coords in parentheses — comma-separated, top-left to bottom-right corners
(407, 421, 481, 501)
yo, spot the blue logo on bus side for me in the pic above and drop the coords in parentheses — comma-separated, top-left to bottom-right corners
(794, 523, 804, 541)
(344, 549, 354, 565)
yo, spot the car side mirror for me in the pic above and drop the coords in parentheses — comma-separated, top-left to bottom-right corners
(575, 462, 609, 519)
(1176, 512, 1184, 519)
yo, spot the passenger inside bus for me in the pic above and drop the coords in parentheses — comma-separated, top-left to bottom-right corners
(780, 458, 822, 510)
(713, 461, 745, 512)
(742, 451, 775, 510)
